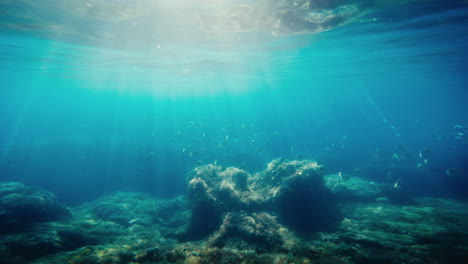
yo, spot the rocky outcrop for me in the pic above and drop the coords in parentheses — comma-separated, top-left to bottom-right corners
(185, 158, 339, 246)
(0, 182, 70, 233)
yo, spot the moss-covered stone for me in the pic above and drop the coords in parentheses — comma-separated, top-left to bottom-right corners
(0, 182, 70, 233)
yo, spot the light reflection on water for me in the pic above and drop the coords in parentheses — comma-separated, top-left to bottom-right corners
(0, 0, 467, 96)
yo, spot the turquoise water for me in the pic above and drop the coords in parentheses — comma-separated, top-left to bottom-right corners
(1, 1, 468, 263)
(2, 0, 467, 202)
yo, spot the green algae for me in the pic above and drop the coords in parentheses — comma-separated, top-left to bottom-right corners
(1, 159, 468, 264)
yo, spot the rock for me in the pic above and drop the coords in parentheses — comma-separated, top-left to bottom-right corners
(85, 192, 156, 227)
(0, 220, 104, 263)
(185, 158, 339, 240)
(0, 182, 70, 233)
(186, 164, 263, 239)
(0, 178, 464, 264)
(256, 159, 338, 232)
(186, 167, 223, 239)
(1, 225, 64, 261)
(209, 211, 288, 253)
(81, 192, 190, 230)
(324, 174, 387, 202)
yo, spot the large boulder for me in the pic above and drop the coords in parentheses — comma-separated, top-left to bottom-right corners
(186, 164, 263, 239)
(208, 211, 289, 253)
(0, 182, 70, 233)
(257, 158, 338, 232)
(185, 158, 339, 241)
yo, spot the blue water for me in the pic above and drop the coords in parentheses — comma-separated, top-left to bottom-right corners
(0, 0, 467, 205)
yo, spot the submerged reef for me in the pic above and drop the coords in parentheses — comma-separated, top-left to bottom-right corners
(0, 182, 70, 233)
(1, 159, 468, 264)
(185, 158, 338, 243)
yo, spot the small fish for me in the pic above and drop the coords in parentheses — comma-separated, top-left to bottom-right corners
(446, 168, 457, 178)
(128, 218, 142, 225)
(418, 148, 432, 160)
(393, 179, 401, 189)
(454, 124, 464, 129)
(392, 153, 400, 161)
(338, 171, 343, 181)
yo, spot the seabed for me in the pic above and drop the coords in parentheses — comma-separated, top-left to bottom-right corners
(1, 159, 467, 264)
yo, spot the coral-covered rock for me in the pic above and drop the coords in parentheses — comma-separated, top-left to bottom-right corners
(80, 192, 190, 230)
(209, 211, 288, 253)
(86, 192, 157, 227)
(0, 180, 463, 264)
(187, 165, 262, 210)
(324, 174, 387, 202)
(186, 170, 222, 239)
(185, 158, 338, 240)
(256, 159, 337, 232)
(186, 164, 263, 239)
(0, 182, 70, 233)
